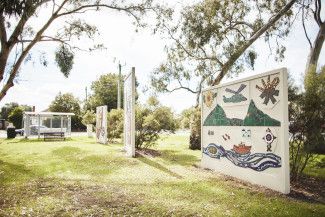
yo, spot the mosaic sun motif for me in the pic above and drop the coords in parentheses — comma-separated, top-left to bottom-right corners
(256, 75, 280, 105)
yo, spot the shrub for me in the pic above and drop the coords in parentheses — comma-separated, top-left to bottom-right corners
(107, 109, 124, 141)
(135, 101, 177, 149)
(8, 107, 24, 129)
(82, 110, 96, 126)
(49, 92, 85, 131)
(289, 67, 325, 181)
(189, 107, 201, 150)
(180, 107, 196, 129)
(105, 97, 177, 148)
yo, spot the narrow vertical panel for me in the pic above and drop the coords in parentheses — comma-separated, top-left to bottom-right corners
(96, 105, 107, 144)
(124, 68, 136, 157)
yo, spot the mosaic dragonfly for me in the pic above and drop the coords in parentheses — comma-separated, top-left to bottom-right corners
(256, 75, 280, 105)
(223, 84, 247, 103)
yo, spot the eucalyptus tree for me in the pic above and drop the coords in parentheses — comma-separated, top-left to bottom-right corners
(0, 0, 161, 101)
(300, 0, 325, 77)
(151, 0, 297, 106)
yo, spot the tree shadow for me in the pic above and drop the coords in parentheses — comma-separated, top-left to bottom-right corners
(3, 137, 75, 144)
(159, 149, 200, 166)
(51, 146, 136, 176)
(137, 153, 182, 179)
(207, 173, 325, 205)
(0, 159, 36, 184)
(289, 176, 325, 204)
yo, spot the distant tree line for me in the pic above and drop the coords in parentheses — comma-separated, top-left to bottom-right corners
(0, 102, 32, 128)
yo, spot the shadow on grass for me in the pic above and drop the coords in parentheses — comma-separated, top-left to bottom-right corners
(2, 137, 74, 144)
(159, 149, 199, 166)
(0, 159, 36, 184)
(289, 176, 325, 204)
(51, 146, 137, 176)
(137, 153, 182, 179)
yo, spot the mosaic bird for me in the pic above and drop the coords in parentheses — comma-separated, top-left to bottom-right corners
(223, 84, 247, 103)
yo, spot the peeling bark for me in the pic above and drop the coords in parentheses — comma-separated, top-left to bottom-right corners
(304, 24, 325, 76)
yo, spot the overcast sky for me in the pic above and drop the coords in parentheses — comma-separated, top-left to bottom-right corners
(1, 1, 324, 114)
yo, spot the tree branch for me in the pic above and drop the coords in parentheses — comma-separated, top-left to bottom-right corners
(212, 0, 297, 86)
(164, 24, 224, 66)
(314, 0, 322, 26)
(302, 3, 312, 48)
(56, 3, 152, 24)
(7, 0, 52, 49)
(167, 86, 198, 94)
(0, 15, 7, 50)
(232, 21, 255, 30)
(0, 0, 69, 96)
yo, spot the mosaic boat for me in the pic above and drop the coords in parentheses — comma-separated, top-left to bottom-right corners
(232, 142, 251, 155)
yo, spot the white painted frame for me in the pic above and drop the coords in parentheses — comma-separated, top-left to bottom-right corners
(124, 67, 136, 157)
(201, 68, 290, 194)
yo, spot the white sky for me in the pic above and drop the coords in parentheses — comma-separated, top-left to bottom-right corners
(1, 1, 324, 114)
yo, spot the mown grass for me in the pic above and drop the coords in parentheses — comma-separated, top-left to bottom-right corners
(0, 135, 324, 216)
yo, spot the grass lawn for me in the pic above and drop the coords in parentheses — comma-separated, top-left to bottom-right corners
(304, 154, 325, 180)
(0, 135, 324, 216)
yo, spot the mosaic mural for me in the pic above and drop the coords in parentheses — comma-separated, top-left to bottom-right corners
(256, 75, 280, 105)
(242, 129, 251, 138)
(203, 90, 218, 108)
(203, 100, 281, 126)
(223, 84, 247, 103)
(201, 69, 290, 193)
(263, 128, 277, 152)
(203, 143, 282, 171)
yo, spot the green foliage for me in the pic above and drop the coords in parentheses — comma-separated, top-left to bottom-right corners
(0, 102, 32, 120)
(55, 45, 74, 78)
(0, 102, 18, 120)
(107, 109, 124, 141)
(147, 96, 160, 107)
(189, 107, 201, 150)
(0, 0, 40, 16)
(151, 0, 294, 102)
(105, 98, 177, 146)
(49, 92, 81, 114)
(8, 107, 24, 128)
(49, 92, 84, 130)
(135, 97, 177, 149)
(289, 66, 325, 180)
(87, 73, 123, 112)
(180, 107, 196, 129)
(1, 103, 31, 130)
(0, 0, 165, 104)
(82, 110, 95, 126)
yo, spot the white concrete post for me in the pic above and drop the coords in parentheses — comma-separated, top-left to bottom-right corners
(37, 115, 41, 139)
(123, 67, 136, 157)
(68, 116, 71, 136)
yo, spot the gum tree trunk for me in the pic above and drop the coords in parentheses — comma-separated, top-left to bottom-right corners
(304, 23, 325, 77)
